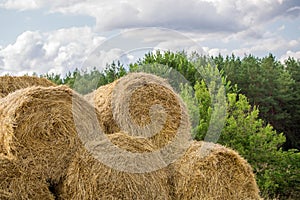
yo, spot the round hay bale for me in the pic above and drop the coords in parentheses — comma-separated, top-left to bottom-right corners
(169, 141, 261, 200)
(0, 158, 55, 200)
(84, 72, 191, 150)
(84, 80, 120, 134)
(0, 75, 56, 98)
(57, 132, 171, 200)
(0, 85, 95, 190)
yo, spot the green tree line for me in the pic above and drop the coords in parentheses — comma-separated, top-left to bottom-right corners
(44, 51, 300, 199)
(213, 54, 300, 151)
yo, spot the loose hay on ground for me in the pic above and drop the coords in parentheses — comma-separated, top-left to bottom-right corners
(57, 132, 171, 200)
(169, 141, 261, 200)
(84, 72, 191, 150)
(0, 75, 56, 98)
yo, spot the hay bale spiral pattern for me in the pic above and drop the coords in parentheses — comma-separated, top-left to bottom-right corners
(169, 141, 261, 200)
(85, 72, 191, 150)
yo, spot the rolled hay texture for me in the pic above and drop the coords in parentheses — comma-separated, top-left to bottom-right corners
(0, 158, 55, 200)
(0, 75, 56, 98)
(169, 141, 261, 200)
(84, 80, 120, 134)
(0, 85, 98, 197)
(84, 72, 191, 150)
(57, 132, 171, 200)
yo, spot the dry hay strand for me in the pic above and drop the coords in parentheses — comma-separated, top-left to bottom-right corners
(0, 158, 55, 200)
(169, 141, 261, 200)
(0, 75, 56, 98)
(0, 85, 97, 194)
(57, 132, 171, 200)
(84, 80, 120, 134)
(85, 72, 191, 150)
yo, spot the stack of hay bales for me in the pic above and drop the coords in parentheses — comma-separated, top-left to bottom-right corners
(59, 72, 192, 199)
(0, 74, 261, 199)
(85, 72, 261, 200)
(0, 75, 173, 199)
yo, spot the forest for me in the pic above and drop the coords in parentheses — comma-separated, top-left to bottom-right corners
(44, 51, 300, 199)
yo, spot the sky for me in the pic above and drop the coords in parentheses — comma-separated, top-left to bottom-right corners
(0, 0, 299, 75)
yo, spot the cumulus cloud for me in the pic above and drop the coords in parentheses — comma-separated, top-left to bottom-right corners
(199, 34, 300, 58)
(205, 48, 230, 57)
(2, 0, 299, 33)
(83, 28, 207, 71)
(0, 0, 299, 75)
(0, 27, 105, 75)
(0, 0, 38, 10)
(286, 6, 300, 17)
(278, 25, 285, 31)
(120, 28, 205, 53)
(83, 48, 127, 71)
(77, 0, 245, 33)
(280, 50, 300, 62)
(1, 25, 298, 76)
(0, 27, 209, 76)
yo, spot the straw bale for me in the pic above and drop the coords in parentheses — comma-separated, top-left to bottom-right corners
(85, 72, 190, 150)
(57, 132, 171, 200)
(169, 141, 261, 200)
(0, 85, 95, 192)
(85, 80, 120, 134)
(0, 158, 55, 200)
(0, 75, 56, 98)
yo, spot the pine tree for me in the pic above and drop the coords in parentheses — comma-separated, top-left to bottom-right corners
(285, 58, 300, 149)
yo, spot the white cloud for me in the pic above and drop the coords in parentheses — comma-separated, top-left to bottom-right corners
(83, 28, 207, 71)
(83, 48, 126, 71)
(0, 0, 38, 10)
(207, 48, 230, 57)
(0, 0, 299, 75)
(286, 6, 300, 12)
(2, 25, 299, 76)
(199, 34, 300, 58)
(280, 50, 300, 62)
(3, 0, 295, 32)
(52, 0, 300, 33)
(278, 25, 285, 31)
(0, 27, 105, 76)
(289, 40, 299, 47)
(88, 0, 245, 32)
(241, 38, 298, 58)
(1, 0, 299, 33)
(121, 28, 206, 53)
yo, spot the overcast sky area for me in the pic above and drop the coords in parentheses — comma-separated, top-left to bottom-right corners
(0, 0, 299, 75)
